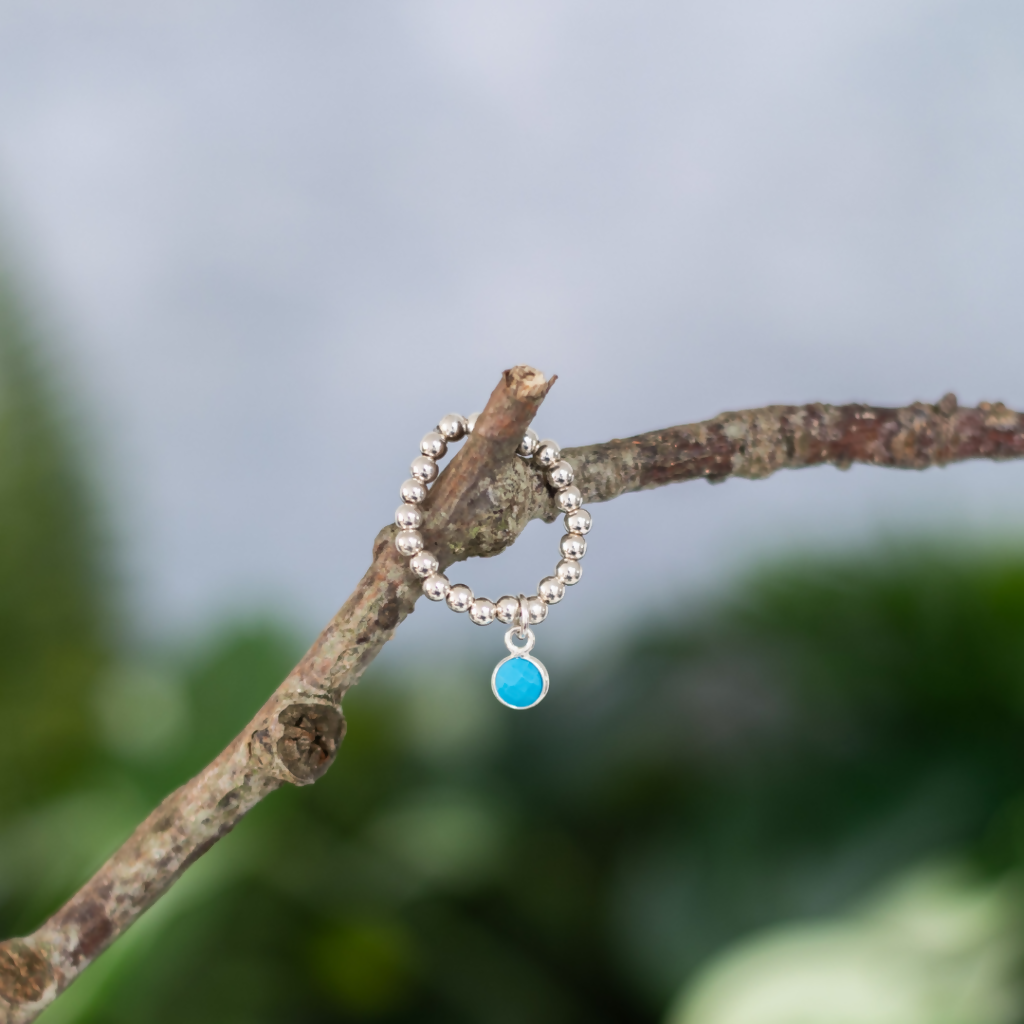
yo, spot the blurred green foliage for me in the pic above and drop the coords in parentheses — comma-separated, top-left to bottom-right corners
(2, 279, 1024, 1021)
(0, 278, 107, 816)
(21, 547, 1024, 1024)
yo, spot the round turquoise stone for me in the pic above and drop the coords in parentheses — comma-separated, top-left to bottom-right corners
(493, 656, 546, 709)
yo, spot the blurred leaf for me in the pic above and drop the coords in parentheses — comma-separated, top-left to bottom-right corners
(667, 862, 1024, 1024)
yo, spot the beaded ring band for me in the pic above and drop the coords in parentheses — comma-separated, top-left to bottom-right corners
(393, 412, 592, 709)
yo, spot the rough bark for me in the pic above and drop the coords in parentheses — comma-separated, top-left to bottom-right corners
(1, 382, 1020, 1021)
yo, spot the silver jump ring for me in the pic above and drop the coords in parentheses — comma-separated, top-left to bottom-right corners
(517, 593, 529, 638)
(504, 626, 536, 656)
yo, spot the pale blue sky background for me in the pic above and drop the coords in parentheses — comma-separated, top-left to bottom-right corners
(0, 0, 1023, 661)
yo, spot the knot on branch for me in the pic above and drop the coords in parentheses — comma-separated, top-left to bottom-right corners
(0, 940, 53, 1011)
(277, 703, 345, 784)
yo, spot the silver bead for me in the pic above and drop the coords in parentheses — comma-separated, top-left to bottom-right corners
(535, 439, 561, 468)
(555, 485, 582, 512)
(560, 533, 586, 560)
(400, 478, 428, 504)
(548, 460, 574, 489)
(495, 595, 520, 624)
(466, 411, 481, 434)
(437, 413, 468, 441)
(395, 504, 424, 530)
(556, 558, 583, 585)
(564, 508, 591, 535)
(517, 429, 539, 458)
(395, 529, 424, 557)
(525, 595, 548, 624)
(538, 576, 565, 605)
(423, 573, 450, 601)
(409, 550, 439, 578)
(469, 597, 497, 625)
(446, 583, 474, 612)
(420, 431, 448, 459)
(410, 455, 438, 484)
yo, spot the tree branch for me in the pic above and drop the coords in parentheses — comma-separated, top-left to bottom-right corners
(1, 384, 1020, 1021)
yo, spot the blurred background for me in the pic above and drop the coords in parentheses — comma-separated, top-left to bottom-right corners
(1, 1, 1024, 1021)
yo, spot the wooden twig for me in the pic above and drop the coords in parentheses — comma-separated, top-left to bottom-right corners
(1, 380, 1020, 1022)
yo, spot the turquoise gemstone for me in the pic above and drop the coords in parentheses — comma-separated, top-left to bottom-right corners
(493, 656, 546, 709)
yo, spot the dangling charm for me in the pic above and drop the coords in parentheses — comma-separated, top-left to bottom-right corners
(492, 626, 549, 710)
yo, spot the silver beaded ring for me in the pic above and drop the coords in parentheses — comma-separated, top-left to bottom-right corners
(393, 412, 591, 709)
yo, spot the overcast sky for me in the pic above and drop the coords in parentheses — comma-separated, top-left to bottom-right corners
(0, 0, 1023, 664)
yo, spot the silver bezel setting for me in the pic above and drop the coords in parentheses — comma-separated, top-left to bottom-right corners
(491, 653, 550, 710)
